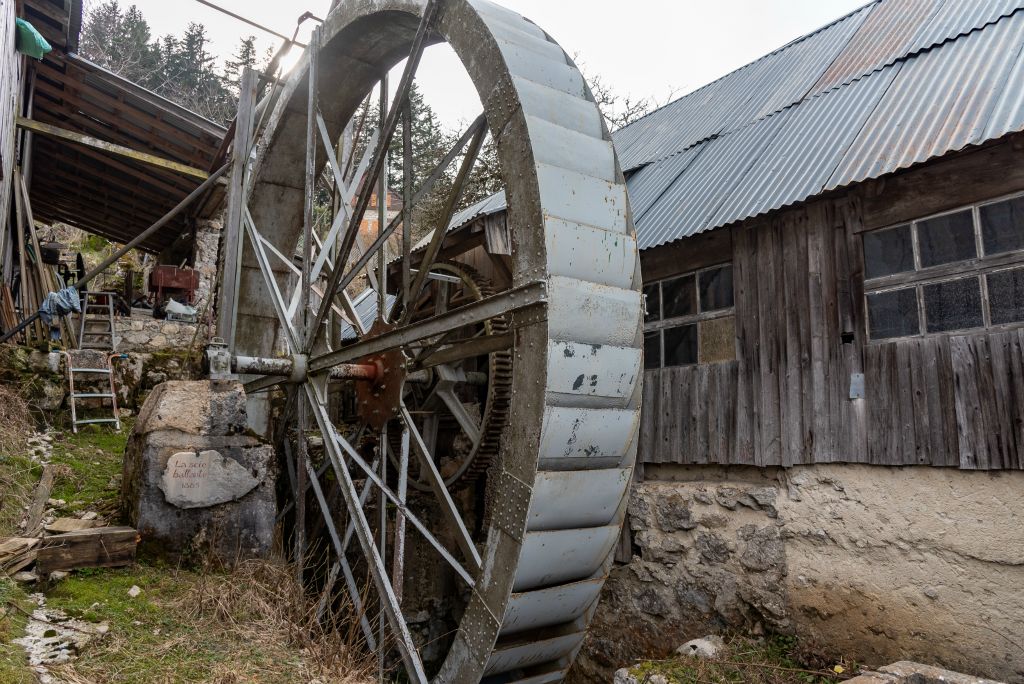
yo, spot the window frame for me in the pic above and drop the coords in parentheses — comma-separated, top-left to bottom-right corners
(863, 191, 1024, 343)
(644, 262, 735, 368)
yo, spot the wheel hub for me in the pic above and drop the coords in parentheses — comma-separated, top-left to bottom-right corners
(355, 320, 407, 429)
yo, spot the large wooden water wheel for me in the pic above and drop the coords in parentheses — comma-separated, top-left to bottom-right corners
(217, 1, 642, 681)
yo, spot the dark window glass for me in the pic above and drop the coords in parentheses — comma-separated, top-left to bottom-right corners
(917, 210, 977, 268)
(644, 331, 661, 370)
(699, 265, 734, 311)
(864, 225, 914, 279)
(923, 277, 983, 333)
(988, 268, 1024, 325)
(980, 197, 1024, 256)
(643, 283, 661, 323)
(662, 274, 696, 319)
(867, 288, 919, 339)
(663, 324, 697, 367)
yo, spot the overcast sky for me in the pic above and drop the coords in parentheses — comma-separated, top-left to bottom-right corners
(110, 0, 868, 128)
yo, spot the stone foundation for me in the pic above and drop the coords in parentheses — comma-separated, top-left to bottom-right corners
(122, 380, 276, 563)
(573, 464, 1024, 684)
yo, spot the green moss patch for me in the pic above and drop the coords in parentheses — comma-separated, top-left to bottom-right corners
(47, 420, 132, 517)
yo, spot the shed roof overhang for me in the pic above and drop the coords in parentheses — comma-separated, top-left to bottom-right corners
(21, 0, 227, 254)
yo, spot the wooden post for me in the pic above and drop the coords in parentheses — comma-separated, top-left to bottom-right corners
(217, 67, 258, 352)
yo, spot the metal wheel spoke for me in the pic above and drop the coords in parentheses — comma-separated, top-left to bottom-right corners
(391, 427, 410, 601)
(330, 113, 487, 301)
(435, 365, 481, 446)
(243, 374, 285, 394)
(300, 441, 378, 649)
(305, 382, 477, 586)
(243, 209, 301, 349)
(416, 332, 513, 370)
(308, 280, 547, 373)
(400, 403, 482, 572)
(302, 381, 428, 683)
(307, 0, 441, 350)
(399, 122, 488, 325)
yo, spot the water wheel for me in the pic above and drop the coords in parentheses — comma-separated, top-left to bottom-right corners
(220, 1, 642, 681)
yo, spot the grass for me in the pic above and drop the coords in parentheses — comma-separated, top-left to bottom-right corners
(627, 635, 855, 684)
(0, 377, 374, 684)
(46, 420, 133, 517)
(0, 383, 38, 537)
(0, 578, 35, 684)
(43, 562, 374, 683)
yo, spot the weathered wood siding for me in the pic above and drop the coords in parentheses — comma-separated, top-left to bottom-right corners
(0, 1, 23, 240)
(640, 142, 1024, 469)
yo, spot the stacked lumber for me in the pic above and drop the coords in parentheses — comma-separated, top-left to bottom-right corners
(1, 466, 137, 579)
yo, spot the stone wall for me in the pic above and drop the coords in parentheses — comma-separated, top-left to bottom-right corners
(114, 315, 200, 353)
(193, 218, 221, 313)
(574, 465, 1024, 684)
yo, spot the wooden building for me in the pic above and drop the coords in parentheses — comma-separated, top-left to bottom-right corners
(440, 0, 1024, 473)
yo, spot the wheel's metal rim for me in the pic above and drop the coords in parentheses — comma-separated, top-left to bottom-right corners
(240, 1, 642, 681)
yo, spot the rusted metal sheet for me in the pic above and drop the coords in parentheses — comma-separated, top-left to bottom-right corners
(828, 9, 1024, 190)
(615, 0, 1024, 252)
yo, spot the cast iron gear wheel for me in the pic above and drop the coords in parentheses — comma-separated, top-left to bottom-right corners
(392, 261, 513, 491)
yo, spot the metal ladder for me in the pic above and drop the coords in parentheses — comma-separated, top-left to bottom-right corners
(77, 291, 116, 350)
(64, 352, 123, 433)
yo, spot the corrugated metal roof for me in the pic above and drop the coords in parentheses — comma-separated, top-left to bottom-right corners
(622, 0, 1024, 250)
(447, 0, 1024, 253)
(341, 288, 397, 340)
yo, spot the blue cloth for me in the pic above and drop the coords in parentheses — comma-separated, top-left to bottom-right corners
(38, 286, 81, 326)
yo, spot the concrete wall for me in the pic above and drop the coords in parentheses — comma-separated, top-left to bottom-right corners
(575, 465, 1024, 684)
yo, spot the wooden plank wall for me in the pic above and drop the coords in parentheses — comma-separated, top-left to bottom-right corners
(0, 1, 23, 249)
(640, 194, 1024, 470)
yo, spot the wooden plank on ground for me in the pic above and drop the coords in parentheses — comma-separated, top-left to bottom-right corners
(35, 527, 138, 574)
(23, 465, 55, 537)
(44, 518, 101, 533)
(0, 537, 40, 563)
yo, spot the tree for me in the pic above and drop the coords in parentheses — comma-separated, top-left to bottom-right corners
(79, 5, 238, 124)
(224, 35, 258, 92)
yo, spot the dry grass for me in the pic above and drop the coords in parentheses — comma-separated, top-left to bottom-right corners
(628, 635, 855, 684)
(0, 383, 38, 536)
(42, 560, 378, 684)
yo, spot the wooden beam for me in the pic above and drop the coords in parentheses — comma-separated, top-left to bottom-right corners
(17, 116, 211, 180)
(35, 527, 138, 573)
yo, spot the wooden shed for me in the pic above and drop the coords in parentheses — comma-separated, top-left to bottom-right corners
(438, 0, 1024, 473)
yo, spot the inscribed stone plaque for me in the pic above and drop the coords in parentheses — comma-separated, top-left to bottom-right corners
(159, 450, 260, 509)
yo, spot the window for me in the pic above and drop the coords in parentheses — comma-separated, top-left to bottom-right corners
(644, 263, 735, 368)
(863, 194, 1024, 341)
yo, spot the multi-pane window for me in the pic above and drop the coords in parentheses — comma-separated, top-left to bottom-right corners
(643, 264, 735, 369)
(863, 194, 1024, 341)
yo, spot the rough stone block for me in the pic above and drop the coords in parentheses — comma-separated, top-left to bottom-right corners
(122, 380, 275, 563)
